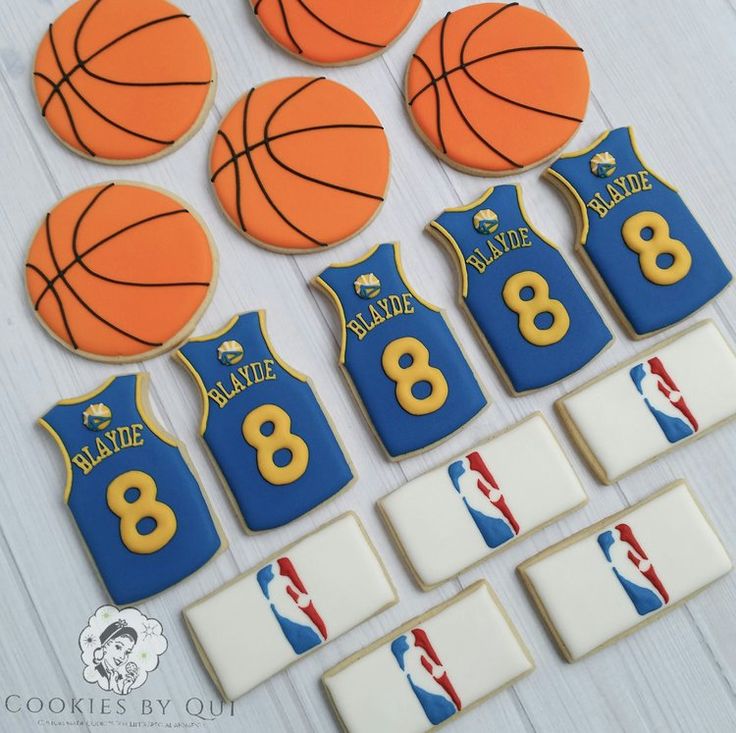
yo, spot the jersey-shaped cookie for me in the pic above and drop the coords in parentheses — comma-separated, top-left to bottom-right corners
(39, 374, 224, 605)
(429, 185, 612, 394)
(176, 311, 354, 532)
(547, 127, 732, 337)
(314, 243, 487, 459)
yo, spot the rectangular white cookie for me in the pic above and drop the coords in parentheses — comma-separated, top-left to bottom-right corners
(518, 481, 731, 661)
(184, 512, 397, 700)
(323, 580, 533, 733)
(379, 413, 587, 589)
(557, 320, 736, 483)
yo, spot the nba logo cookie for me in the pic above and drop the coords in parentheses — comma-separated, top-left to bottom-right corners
(472, 209, 499, 235)
(390, 627, 462, 726)
(217, 340, 244, 366)
(590, 151, 616, 177)
(598, 523, 669, 616)
(257, 557, 328, 655)
(353, 273, 381, 299)
(82, 403, 111, 432)
(629, 356, 698, 443)
(447, 452, 519, 549)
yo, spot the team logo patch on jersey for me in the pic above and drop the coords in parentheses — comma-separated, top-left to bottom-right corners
(217, 340, 244, 366)
(256, 557, 327, 655)
(390, 628, 461, 726)
(630, 356, 698, 443)
(598, 523, 669, 615)
(590, 151, 616, 178)
(447, 451, 520, 548)
(472, 208, 499, 235)
(82, 403, 112, 431)
(353, 273, 381, 299)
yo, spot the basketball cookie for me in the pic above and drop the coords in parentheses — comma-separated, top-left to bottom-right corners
(210, 77, 390, 253)
(250, 0, 421, 66)
(25, 182, 217, 362)
(405, 2, 590, 175)
(33, 0, 215, 163)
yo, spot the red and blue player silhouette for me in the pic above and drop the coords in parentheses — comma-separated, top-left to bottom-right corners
(390, 628, 461, 726)
(257, 557, 327, 654)
(598, 523, 669, 616)
(630, 356, 698, 443)
(448, 451, 520, 548)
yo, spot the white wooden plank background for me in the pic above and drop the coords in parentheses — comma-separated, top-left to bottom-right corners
(1, 0, 735, 731)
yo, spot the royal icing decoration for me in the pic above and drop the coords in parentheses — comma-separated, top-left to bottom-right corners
(429, 185, 612, 393)
(184, 513, 396, 701)
(250, 0, 420, 65)
(177, 311, 354, 532)
(380, 414, 587, 589)
(25, 182, 216, 362)
(518, 482, 731, 661)
(556, 321, 736, 483)
(323, 581, 533, 733)
(406, 3, 589, 175)
(33, 0, 214, 162)
(547, 127, 732, 336)
(314, 243, 487, 459)
(210, 77, 389, 252)
(39, 374, 224, 605)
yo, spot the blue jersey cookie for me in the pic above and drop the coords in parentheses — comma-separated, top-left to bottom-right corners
(177, 312, 354, 532)
(547, 127, 731, 336)
(430, 185, 612, 394)
(314, 242, 487, 459)
(39, 374, 224, 605)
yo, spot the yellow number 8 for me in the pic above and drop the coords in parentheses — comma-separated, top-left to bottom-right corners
(502, 271, 570, 346)
(243, 404, 309, 486)
(382, 336, 448, 416)
(107, 471, 177, 554)
(622, 211, 691, 285)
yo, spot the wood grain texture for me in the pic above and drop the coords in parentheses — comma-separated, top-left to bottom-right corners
(0, 0, 734, 731)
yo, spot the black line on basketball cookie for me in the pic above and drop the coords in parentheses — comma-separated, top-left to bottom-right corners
(34, 71, 93, 156)
(43, 23, 174, 156)
(71, 0, 211, 88)
(37, 0, 211, 156)
(263, 79, 384, 201)
(26, 263, 77, 349)
(407, 4, 583, 112)
(457, 6, 583, 123)
(410, 53, 446, 154)
(437, 12, 521, 168)
(210, 123, 383, 181)
(212, 78, 385, 246)
(29, 212, 162, 349)
(216, 130, 247, 232)
(254, 0, 384, 55)
(33, 184, 209, 306)
(239, 84, 326, 247)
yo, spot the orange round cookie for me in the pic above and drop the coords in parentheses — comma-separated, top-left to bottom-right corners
(250, 0, 421, 65)
(210, 77, 390, 253)
(33, 0, 215, 163)
(25, 183, 216, 362)
(406, 2, 589, 175)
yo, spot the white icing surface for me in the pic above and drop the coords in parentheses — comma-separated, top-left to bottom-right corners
(380, 414, 586, 587)
(324, 582, 533, 733)
(559, 321, 736, 481)
(184, 513, 396, 700)
(521, 482, 731, 661)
